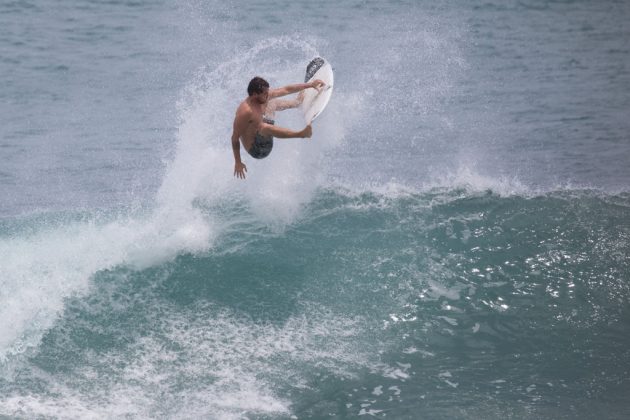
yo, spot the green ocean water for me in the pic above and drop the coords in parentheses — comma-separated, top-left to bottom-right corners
(2, 188, 629, 418)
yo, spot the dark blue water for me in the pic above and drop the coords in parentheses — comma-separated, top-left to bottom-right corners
(1, 0, 629, 418)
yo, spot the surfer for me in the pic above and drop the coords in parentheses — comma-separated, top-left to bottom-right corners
(231, 76, 325, 179)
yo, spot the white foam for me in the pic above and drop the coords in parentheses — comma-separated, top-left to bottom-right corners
(359, 408, 383, 416)
(388, 386, 401, 396)
(376, 362, 411, 380)
(425, 279, 462, 301)
(0, 207, 214, 369)
(0, 301, 379, 419)
(425, 164, 531, 197)
(437, 316, 459, 326)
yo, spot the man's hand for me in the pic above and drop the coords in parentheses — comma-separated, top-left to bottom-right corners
(309, 79, 325, 92)
(234, 161, 247, 179)
(300, 124, 312, 138)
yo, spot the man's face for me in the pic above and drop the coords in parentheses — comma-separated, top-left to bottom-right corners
(253, 88, 269, 104)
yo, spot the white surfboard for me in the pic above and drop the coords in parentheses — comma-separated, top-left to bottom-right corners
(300, 57, 334, 124)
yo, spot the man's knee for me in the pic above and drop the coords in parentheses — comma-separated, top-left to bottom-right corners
(258, 123, 274, 136)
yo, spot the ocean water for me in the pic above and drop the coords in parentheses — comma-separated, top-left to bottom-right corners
(1, 0, 629, 418)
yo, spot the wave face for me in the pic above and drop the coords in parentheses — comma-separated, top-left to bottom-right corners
(2, 0, 630, 418)
(1, 188, 629, 418)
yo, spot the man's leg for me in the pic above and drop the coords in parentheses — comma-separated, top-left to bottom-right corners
(259, 123, 311, 139)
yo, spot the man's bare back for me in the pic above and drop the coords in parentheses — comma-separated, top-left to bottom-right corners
(231, 76, 324, 179)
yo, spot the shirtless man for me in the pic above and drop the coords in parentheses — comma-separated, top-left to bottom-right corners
(231, 76, 325, 179)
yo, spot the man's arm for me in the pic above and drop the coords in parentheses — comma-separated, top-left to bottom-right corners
(232, 113, 247, 179)
(268, 91, 305, 112)
(269, 79, 325, 99)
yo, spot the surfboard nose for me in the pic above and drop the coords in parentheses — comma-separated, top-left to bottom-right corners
(305, 57, 326, 82)
(301, 57, 334, 124)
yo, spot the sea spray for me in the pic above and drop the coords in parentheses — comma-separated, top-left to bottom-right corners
(0, 38, 355, 376)
(164, 36, 356, 227)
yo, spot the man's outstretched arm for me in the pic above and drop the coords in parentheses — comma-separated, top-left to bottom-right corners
(270, 79, 325, 99)
(269, 91, 305, 113)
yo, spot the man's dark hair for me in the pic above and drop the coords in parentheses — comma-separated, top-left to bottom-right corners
(247, 77, 269, 96)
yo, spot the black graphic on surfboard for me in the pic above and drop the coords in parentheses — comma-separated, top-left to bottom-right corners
(305, 57, 326, 83)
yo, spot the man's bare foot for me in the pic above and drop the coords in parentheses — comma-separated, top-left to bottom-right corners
(301, 124, 312, 138)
